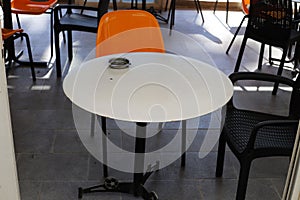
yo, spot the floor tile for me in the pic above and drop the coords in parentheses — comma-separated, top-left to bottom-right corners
(53, 133, 89, 153)
(14, 131, 54, 153)
(17, 154, 89, 181)
(19, 181, 41, 200)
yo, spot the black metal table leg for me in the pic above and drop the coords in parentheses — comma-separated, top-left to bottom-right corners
(78, 121, 159, 200)
(134, 122, 147, 196)
(101, 116, 108, 178)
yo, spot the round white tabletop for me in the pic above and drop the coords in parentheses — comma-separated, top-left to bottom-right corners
(63, 52, 233, 123)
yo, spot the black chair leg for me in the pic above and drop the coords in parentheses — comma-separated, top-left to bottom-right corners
(80, 0, 88, 14)
(269, 45, 273, 65)
(194, 0, 199, 13)
(213, 0, 218, 13)
(273, 48, 288, 95)
(21, 33, 36, 81)
(258, 43, 265, 70)
(226, 15, 248, 54)
(288, 42, 293, 58)
(112, 0, 118, 10)
(16, 14, 21, 29)
(16, 14, 24, 41)
(50, 11, 54, 59)
(226, 0, 229, 23)
(213, 0, 229, 23)
(236, 159, 252, 200)
(216, 132, 226, 177)
(164, 0, 169, 11)
(54, 28, 62, 77)
(196, 0, 204, 23)
(293, 43, 300, 71)
(234, 37, 248, 72)
(58, 9, 66, 44)
(67, 30, 73, 62)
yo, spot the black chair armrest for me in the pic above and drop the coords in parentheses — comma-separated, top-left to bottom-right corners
(226, 72, 295, 107)
(247, 119, 299, 149)
(229, 72, 295, 87)
(54, 4, 99, 12)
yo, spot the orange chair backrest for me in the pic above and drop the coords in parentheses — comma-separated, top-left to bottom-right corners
(96, 10, 165, 57)
(241, 0, 250, 15)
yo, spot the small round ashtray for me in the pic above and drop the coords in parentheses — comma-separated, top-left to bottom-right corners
(108, 57, 130, 69)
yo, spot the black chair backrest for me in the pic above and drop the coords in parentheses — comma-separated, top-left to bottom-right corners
(97, 0, 110, 24)
(248, 0, 293, 42)
(66, 0, 110, 24)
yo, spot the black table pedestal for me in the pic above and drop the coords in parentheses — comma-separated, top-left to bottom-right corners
(78, 122, 159, 200)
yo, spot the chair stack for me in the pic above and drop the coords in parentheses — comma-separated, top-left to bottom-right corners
(232, 0, 300, 94)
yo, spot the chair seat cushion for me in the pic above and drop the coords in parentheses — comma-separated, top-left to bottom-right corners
(60, 13, 98, 31)
(224, 107, 295, 153)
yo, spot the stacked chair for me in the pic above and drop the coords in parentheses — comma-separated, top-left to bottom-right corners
(232, 0, 300, 94)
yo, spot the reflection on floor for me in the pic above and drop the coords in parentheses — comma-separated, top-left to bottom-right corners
(7, 9, 295, 200)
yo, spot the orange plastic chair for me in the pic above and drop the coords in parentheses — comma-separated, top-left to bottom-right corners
(241, 0, 250, 15)
(96, 9, 165, 57)
(79, 10, 165, 199)
(11, 0, 59, 60)
(2, 28, 36, 81)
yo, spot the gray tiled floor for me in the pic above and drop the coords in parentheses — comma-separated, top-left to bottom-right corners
(6, 8, 294, 200)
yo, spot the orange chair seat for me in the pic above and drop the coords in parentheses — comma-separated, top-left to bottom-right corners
(27, 0, 57, 6)
(11, 0, 57, 15)
(11, 3, 50, 15)
(2, 28, 24, 40)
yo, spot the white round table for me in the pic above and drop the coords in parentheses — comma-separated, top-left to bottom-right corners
(63, 52, 233, 123)
(63, 52, 233, 199)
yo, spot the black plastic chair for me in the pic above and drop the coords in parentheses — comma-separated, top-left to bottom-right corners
(2, 28, 36, 81)
(234, 0, 300, 94)
(53, 0, 111, 77)
(216, 72, 300, 200)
